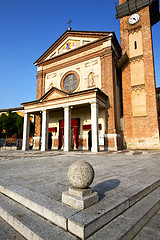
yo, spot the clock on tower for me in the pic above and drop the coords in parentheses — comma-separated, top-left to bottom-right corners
(116, 0, 160, 149)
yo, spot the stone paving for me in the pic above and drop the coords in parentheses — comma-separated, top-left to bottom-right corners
(0, 150, 160, 239)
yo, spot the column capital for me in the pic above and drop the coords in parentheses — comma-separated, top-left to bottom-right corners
(90, 100, 99, 107)
(42, 109, 49, 115)
(64, 105, 70, 110)
(23, 111, 29, 115)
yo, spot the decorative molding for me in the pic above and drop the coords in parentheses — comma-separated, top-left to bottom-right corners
(128, 25, 142, 33)
(35, 34, 113, 66)
(129, 54, 143, 62)
(42, 50, 102, 75)
(131, 84, 145, 91)
(43, 45, 103, 71)
(100, 48, 112, 59)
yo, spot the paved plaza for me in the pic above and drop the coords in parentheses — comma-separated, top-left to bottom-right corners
(0, 150, 160, 239)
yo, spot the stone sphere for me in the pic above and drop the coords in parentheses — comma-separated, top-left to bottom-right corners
(68, 160, 94, 189)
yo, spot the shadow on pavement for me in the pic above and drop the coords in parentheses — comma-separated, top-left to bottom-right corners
(93, 179, 121, 200)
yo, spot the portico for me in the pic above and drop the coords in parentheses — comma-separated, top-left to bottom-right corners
(22, 87, 108, 153)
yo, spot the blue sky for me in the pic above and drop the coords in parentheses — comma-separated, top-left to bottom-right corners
(0, 0, 160, 109)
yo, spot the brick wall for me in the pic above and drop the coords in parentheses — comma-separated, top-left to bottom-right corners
(119, 1, 159, 149)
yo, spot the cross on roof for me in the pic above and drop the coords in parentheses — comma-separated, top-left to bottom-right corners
(67, 19, 72, 30)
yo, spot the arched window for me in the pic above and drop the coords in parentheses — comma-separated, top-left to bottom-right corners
(61, 71, 79, 93)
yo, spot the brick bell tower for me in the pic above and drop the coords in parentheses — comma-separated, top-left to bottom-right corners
(116, 0, 160, 149)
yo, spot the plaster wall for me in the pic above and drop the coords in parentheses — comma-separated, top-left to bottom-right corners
(130, 60, 145, 86)
(45, 57, 101, 93)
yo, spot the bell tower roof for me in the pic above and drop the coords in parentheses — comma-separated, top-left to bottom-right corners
(116, 0, 160, 26)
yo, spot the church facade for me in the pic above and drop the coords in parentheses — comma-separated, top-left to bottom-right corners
(22, 0, 160, 152)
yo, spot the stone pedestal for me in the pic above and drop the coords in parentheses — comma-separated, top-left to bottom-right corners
(62, 187, 98, 210)
(62, 160, 99, 210)
(33, 136, 41, 150)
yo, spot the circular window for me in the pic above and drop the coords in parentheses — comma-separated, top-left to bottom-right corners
(61, 71, 79, 93)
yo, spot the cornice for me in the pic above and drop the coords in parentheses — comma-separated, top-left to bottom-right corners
(35, 31, 112, 65)
(100, 47, 113, 59)
(42, 49, 103, 74)
(36, 36, 112, 67)
(22, 87, 108, 108)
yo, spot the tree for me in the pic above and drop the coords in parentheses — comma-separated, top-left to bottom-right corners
(0, 110, 23, 138)
(5, 110, 17, 137)
(0, 110, 35, 138)
(14, 112, 24, 137)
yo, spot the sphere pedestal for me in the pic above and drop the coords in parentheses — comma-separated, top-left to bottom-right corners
(62, 161, 98, 210)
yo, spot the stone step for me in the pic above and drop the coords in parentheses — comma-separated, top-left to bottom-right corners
(87, 187, 160, 240)
(0, 182, 79, 230)
(68, 180, 160, 239)
(0, 216, 26, 240)
(0, 178, 159, 240)
(133, 209, 160, 240)
(1, 188, 159, 240)
(0, 193, 78, 240)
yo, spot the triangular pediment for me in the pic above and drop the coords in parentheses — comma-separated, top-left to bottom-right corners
(34, 30, 111, 65)
(40, 87, 67, 102)
(45, 38, 82, 60)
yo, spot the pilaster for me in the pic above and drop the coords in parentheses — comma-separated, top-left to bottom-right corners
(36, 71, 45, 99)
(100, 48, 117, 134)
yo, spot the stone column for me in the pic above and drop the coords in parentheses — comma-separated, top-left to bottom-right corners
(22, 113, 30, 151)
(64, 106, 71, 152)
(91, 101, 99, 153)
(41, 110, 49, 151)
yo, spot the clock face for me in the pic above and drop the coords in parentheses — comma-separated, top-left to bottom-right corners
(129, 14, 140, 25)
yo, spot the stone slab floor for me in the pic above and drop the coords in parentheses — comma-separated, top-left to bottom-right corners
(0, 150, 160, 239)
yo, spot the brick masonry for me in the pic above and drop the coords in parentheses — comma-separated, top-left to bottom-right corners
(119, 0, 160, 149)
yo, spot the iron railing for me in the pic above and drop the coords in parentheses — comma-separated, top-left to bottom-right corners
(0, 138, 23, 150)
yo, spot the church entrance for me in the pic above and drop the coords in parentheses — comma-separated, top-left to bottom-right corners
(88, 130, 92, 150)
(48, 132, 52, 149)
(59, 118, 80, 150)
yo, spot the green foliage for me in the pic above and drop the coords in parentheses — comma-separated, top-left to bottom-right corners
(0, 110, 35, 138)
(15, 112, 24, 136)
(0, 110, 23, 137)
(0, 110, 31, 138)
